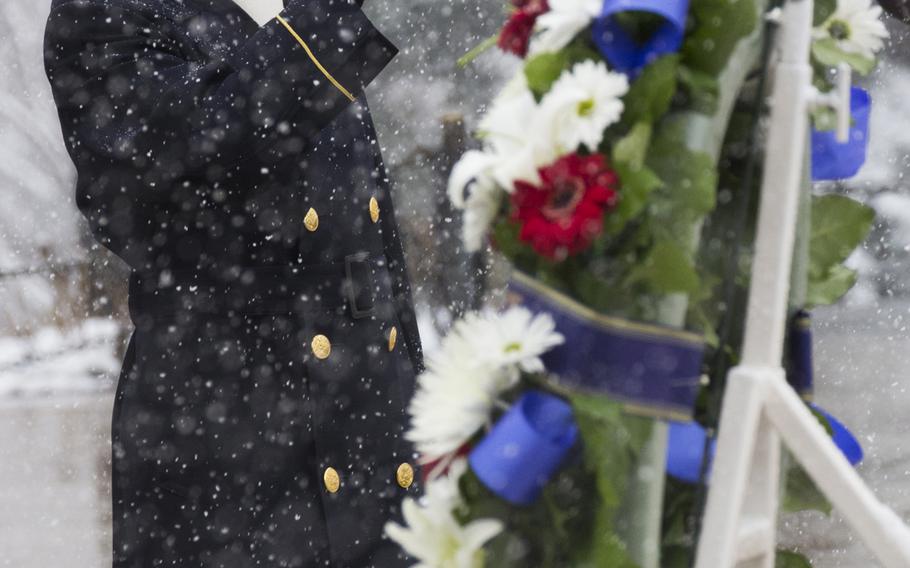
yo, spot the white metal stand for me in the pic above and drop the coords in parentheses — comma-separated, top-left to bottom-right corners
(694, 1, 910, 566)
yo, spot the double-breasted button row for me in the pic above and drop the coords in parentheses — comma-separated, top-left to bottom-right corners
(301, 197, 379, 234)
(321, 463, 415, 493)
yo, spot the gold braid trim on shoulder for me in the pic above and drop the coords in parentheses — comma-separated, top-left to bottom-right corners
(276, 14, 356, 102)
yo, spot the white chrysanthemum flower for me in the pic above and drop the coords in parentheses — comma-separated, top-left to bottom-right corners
(384, 459, 503, 568)
(529, 0, 601, 56)
(404, 307, 564, 460)
(447, 150, 503, 252)
(457, 307, 564, 375)
(448, 73, 563, 250)
(538, 60, 629, 153)
(814, 0, 889, 59)
(448, 150, 498, 210)
(479, 82, 556, 188)
(461, 185, 501, 253)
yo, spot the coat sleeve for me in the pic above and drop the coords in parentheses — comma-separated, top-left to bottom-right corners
(43, 0, 397, 194)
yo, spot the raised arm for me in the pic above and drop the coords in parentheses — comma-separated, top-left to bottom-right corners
(43, 0, 397, 193)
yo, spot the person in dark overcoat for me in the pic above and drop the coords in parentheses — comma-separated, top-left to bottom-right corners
(42, 0, 424, 565)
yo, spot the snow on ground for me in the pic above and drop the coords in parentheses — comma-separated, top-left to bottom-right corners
(0, 318, 121, 398)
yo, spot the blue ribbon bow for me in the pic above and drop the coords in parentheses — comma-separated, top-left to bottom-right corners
(591, 0, 690, 77)
(469, 390, 579, 505)
(507, 271, 705, 420)
(811, 86, 871, 181)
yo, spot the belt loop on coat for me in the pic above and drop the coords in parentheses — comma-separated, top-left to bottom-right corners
(344, 251, 375, 319)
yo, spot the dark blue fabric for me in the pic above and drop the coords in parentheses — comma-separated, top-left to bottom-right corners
(788, 310, 814, 398)
(508, 273, 705, 419)
(469, 390, 579, 505)
(591, 0, 689, 76)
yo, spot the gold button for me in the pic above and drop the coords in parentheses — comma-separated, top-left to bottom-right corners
(387, 326, 397, 352)
(304, 207, 319, 232)
(323, 466, 340, 493)
(396, 462, 414, 489)
(369, 196, 380, 223)
(311, 334, 331, 359)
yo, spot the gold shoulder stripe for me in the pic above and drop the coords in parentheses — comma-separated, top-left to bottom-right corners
(275, 14, 356, 102)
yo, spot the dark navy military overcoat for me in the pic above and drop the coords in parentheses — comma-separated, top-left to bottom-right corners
(42, 0, 423, 565)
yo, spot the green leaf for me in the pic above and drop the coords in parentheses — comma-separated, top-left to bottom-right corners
(806, 264, 858, 307)
(814, 0, 836, 25)
(645, 119, 718, 245)
(523, 43, 601, 99)
(776, 550, 814, 568)
(810, 105, 839, 132)
(565, 392, 651, 567)
(677, 65, 720, 115)
(627, 240, 700, 294)
(621, 55, 680, 126)
(613, 121, 653, 170)
(810, 194, 873, 272)
(806, 194, 873, 306)
(783, 458, 832, 515)
(605, 161, 662, 236)
(812, 37, 876, 75)
(525, 52, 570, 99)
(682, 0, 759, 75)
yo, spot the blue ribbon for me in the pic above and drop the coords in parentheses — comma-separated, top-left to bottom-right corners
(667, 420, 714, 483)
(591, 0, 690, 76)
(469, 390, 579, 505)
(507, 271, 705, 420)
(811, 87, 871, 181)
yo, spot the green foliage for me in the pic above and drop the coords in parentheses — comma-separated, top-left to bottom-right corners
(783, 458, 833, 516)
(682, 0, 759, 75)
(776, 550, 814, 568)
(676, 65, 721, 115)
(607, 161, 662, 236)
(613, 121, 653, 170)
(456, 388, 654, 567)
(627, 240, 701, 294)
(524, 43, 601, 100)
(647, 119, 719, 243)
(812, 37, 876, 76)
(621, 55, 680, 127)
(806, 264, 858, 308)
(807, 194, 874, 307)
(566, 391, 652, 566)
(814, 0, 837, 25)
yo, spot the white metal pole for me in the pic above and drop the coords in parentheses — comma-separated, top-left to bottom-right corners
(695, 1, 813, 565)
(739, 0, 813, 368)
(696, 2, 910, 566)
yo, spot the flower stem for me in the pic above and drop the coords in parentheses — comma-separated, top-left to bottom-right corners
(458, 35, 500, 68)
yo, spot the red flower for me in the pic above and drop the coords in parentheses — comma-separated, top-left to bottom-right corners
(420, 443, 472, 482)
(510, 153, 620, 260)
(497, 0, 549, 57)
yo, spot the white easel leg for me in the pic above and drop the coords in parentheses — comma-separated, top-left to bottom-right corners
(764, 378, 910, 568)
(694, 366, 777, 568)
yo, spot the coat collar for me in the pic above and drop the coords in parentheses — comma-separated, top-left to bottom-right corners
(178, 0, 285, 38)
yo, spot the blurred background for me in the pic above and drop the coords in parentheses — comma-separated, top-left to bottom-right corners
(0, 0, 908, 565)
